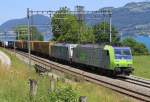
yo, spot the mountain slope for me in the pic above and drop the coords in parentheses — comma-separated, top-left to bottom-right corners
(0, 15, 50, 32)
(85, 1, 150, 35)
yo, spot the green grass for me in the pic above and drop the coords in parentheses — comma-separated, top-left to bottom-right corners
(133, 55, 150, 79)
(0, 48, 135, 102)
(74, 82, 135, 102)
(0, 48, 49, 102)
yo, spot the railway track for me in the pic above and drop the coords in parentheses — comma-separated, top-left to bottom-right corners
(8, 49, 150, 102)
(119, 75, 150, 89)
(129, 75, 150, 85)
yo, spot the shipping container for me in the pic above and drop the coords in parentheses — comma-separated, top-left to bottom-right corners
(32, 41, 55, 56)
(15, 41, 23, 49)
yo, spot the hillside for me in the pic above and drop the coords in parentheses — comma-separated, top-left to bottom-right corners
(1, 1, 150, 37)
(85, 1, 150, 35)
(112, 1, 150, 35)
(0, 15, 50, 32)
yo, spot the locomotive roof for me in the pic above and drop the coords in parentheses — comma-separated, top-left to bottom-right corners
(77, 44, 105, 48)
(113, 46, 130, 49)
(54, 43, 78, 47)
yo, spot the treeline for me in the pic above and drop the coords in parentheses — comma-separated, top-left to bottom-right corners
(51, 7, 119, 44)
(52, 7, 149, 55)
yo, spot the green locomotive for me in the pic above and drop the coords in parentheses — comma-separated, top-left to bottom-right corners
(104, 45, 133, 75)
(73, 45, 133, 75)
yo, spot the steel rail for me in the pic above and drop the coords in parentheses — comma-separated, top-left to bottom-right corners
(117, 75, 150, 89)
(128, 75, 150, 84)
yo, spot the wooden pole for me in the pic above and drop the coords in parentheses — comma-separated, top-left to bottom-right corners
(50, 76, 55, 92)
(79, 96, 87, 102)
(29, 79, 37, 100)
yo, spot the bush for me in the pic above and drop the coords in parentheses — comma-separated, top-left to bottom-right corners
(122, 38, 149, 55)
(48, 86, 79, 102)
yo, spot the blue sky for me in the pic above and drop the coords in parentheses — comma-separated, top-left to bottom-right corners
(0, 0, 146, 24)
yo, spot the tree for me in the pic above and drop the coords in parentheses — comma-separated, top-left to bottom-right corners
(15, 25, 28, 40)
(31, 27, 44, 41)
(52, 7, 95, 43)
(79, 25, 95, 43)
(122, 38, 149, 55)
(55, 14, 79, 43)
(15, 25, 43, 41)
(52, 7, 73, 41)
(93, 22, 119, 44)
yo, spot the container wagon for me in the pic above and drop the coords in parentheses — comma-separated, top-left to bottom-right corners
(22, 41, 28, 51)
(51, 43, 78, 62)
(6, 41, 15, 48)
(31, 41, 55, 57)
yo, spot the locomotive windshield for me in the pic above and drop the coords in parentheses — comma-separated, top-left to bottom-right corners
(114, 48, 132, 60)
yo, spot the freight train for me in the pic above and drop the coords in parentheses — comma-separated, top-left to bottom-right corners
(3, 41, 134, 76)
